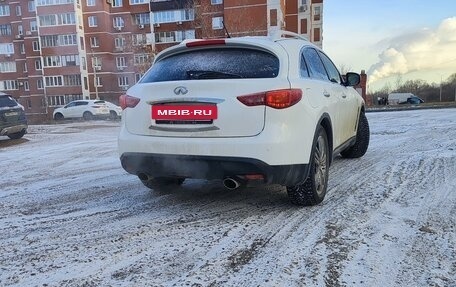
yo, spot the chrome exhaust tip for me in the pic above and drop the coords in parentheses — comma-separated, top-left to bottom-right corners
(223, 177, 241, 190)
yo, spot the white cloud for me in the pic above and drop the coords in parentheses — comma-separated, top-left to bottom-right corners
(368, 17, 456, 83)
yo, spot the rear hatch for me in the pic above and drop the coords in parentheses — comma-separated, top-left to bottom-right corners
(125, 42, 290, 138)
(0, 95, 25, 125)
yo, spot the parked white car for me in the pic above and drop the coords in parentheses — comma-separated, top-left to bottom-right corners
(100, 101, 122, 119)
(118, 31, 370, 206)
(53, 100, 110, 120)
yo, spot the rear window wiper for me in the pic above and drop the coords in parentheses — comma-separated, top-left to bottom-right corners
(186, 70, 244, 80)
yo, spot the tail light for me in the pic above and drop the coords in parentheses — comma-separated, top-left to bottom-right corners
(119, 94, 140, 110)
(237, 89, 302, 109)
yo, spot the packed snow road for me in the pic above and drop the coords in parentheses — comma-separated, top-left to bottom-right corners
(0, 109, 455, 287)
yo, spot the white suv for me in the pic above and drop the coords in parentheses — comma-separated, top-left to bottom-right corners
(53, 100, 110, 120)
(118, 32, 369, 206)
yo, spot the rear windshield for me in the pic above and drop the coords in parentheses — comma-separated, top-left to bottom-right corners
(141, 48, 279, 83)
(0, 95, 18, 108)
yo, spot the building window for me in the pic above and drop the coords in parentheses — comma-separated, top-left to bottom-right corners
(0, 24, 12, 36)
(35, 60, 42, 70)
(113, 17, 124, 28)
(314, 27, 320, 42)
(112, 0, 123, 7)
(96, 76, 102, 87)
(212, 17, 223, 30)
(37, 0, 74, 6)
(30, 21, 37, 31)
(0, 62, 17, 73)
(45, 76, 64, 87)
(61, 55, 80, 66)
(88, 16, 98, 27)
(39, 15, 57, 26)
(118, 76, 129, 87)
(32, 41, 40, 51)
(18, 25, 23, 35)
(63, 75, 82, 86)
(270, 9, 277, 26)
(58, 13, 76, 25)
(0, 80, 19, 90)
(130, 0, 147, 4)
(0, 43, 14, 54)
(23, 62, 27, 72)
(155, 30, 196, 44)
(211, 0, 222, 4)
(43, 56, 61, 67)
(27, 99, 32, 109)
(16, 6, 22, 16)
(90, 37, 99, 47)
(81, 56, 86, 70)
(134, 54, 148, 65)
(133, 13, 150, 25)
(135, 73, 144, 83)
(153, 9, 194, 24)
(48, 94, 82, 106)
(116, 57, 126, 68)
(0, 5, 10, 17)
(24, 81, 30, 91)
(28, 1, 36, 12)
(132, 34, 146, 45)
(87, 0, 95, 6)
(115, 37, 125, 49)
(314, 6, 321, 21)
(92, 57, 102, 69)
(37, 79, 44, 89)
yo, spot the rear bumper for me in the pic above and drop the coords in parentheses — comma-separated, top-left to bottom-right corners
(0, 123, 27, 136)
(120, 153, 309, 186)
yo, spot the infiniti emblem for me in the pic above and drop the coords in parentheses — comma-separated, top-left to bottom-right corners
(174, 86, 188, 95)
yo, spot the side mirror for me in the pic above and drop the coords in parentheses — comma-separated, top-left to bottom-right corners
(344, 72, 360, 87)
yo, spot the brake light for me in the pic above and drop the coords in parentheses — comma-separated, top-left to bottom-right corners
(186, 39, 226, 48)
(119, 94, 140, 110)
(237, 89, 302, 109)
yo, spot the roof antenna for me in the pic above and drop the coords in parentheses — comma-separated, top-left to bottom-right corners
(222, 21, 231, 38)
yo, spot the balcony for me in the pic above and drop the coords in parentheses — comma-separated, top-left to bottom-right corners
(150, 0, 193, 11)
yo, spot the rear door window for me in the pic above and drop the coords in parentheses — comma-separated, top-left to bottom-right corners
(141, 48, 280, 83)
(0, 96, 18, 108)
(318, 51, 341, 84)
(303, 48, 329, 81)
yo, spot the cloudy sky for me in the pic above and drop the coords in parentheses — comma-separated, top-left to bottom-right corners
(323, 0, 456, 91)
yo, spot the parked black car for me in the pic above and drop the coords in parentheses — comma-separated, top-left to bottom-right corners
(0, 93, 28, 140)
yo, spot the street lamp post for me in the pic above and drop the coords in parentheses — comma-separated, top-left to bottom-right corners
(439, 76, 442, 102)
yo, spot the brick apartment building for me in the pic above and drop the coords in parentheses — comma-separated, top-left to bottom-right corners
(0, 0, 323, 123)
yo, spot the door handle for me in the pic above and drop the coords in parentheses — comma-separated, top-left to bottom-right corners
(323, 92, 331, 97)
(342, 95, 347, 99)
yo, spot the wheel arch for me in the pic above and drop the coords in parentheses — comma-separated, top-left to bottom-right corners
(317, 113, 334, 165)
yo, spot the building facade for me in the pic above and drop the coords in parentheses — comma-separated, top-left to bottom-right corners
(0, 0, 323, 123)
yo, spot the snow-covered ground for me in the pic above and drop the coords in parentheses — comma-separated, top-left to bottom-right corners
(0, 109, 455, 287)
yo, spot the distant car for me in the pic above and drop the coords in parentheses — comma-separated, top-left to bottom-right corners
(0, 92, 28, 139)
(93, 100, 122, 119)
(53, 100, 110, 120)
(118, 31, 370, 206)
(406, 96, 424, 104)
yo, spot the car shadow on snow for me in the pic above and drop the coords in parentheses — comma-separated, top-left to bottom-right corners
(143, 178, 298, 210)
(0, 137, 29, 148)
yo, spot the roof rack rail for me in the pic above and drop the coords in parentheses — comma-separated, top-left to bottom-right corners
(271, 30, 309, 42)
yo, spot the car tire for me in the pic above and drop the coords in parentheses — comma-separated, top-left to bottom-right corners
(287, 126, 329, 206)
(83, 111, 93, 121)
(341, 112, 370, 158)
(7, 130, 26, 140)
(141, 177, 185, 190)
(54, 113, 64, 121)
(109, 110, 118, 120)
